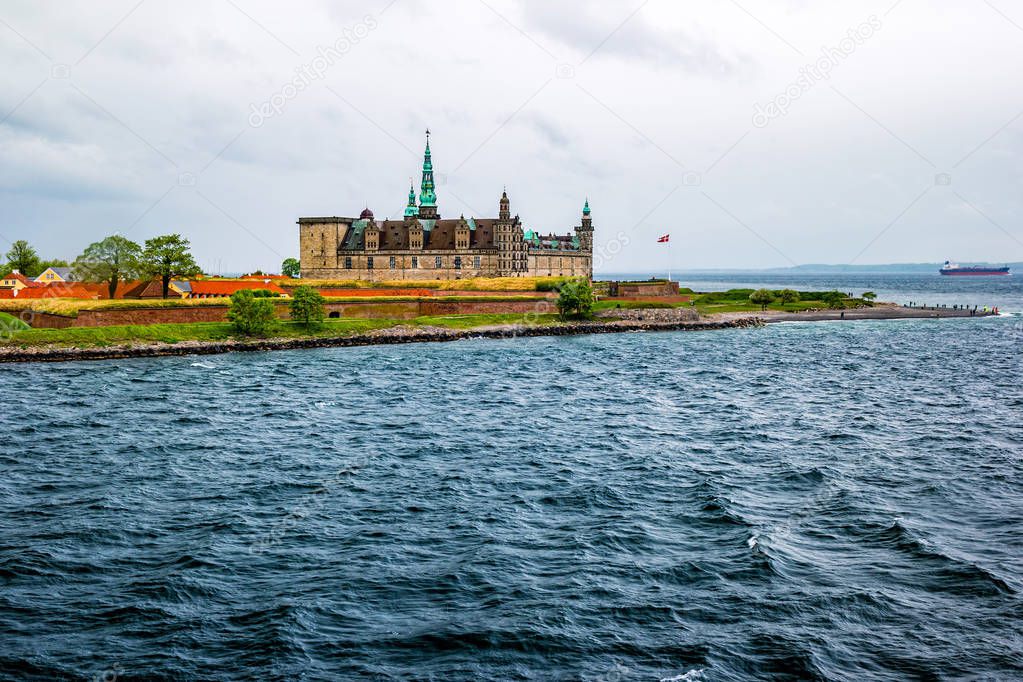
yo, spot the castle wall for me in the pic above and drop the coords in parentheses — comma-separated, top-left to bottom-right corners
(32, 299, 552, 328)
(526, 250, 592, 278)
(299, 219, 349, 277)
(317, 251, 505, 282)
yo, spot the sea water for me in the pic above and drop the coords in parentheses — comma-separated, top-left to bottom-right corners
(1, 275, 1021, 680)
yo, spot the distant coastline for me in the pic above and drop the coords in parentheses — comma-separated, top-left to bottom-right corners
(602, 262, 1021, 276)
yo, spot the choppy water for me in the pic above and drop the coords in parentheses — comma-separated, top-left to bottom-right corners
(2, 282, 1023, 680)
(613, 272, 1023, 313)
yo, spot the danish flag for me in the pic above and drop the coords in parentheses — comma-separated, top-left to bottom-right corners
(657, 234, 670, 243)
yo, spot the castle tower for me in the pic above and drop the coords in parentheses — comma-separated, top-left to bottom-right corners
(404, 180, 418, 218)
(577, 197, 594, 252)
(499, 188, 510, 221)
(495, 188, 525, 275)
(362, 208, 379, 251)
(418, 130, 438, 220)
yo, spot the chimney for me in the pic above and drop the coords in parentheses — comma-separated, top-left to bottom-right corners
(11, 269, 19, 275)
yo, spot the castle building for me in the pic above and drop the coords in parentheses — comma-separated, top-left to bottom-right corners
(298, 132, 593, 281)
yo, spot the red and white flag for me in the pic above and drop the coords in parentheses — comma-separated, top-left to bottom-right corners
(657, 234, 670, 243)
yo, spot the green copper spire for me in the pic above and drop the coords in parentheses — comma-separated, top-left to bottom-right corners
(419, 129, 437, 208)
(583, 197, 591, 215)
(404, 179, 417, 217)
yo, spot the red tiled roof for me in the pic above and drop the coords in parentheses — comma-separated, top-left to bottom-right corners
(1, 272, 43, 287)
(240, 274, 292, 280)
(188, 281, 286, 297)
(0, 283, 98, 299)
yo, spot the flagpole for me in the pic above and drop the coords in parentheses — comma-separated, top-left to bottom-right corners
(662, 237, 671, 282)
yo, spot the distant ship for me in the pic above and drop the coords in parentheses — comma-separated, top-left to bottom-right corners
(939, 260, 1011, 276)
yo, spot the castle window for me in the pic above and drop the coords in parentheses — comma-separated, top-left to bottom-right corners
(411, 256, 418, 269)
(389, 256, 396, 269)
(474, 256, 480, 269)
(344, 256, 352, 269)
(454, 256, 462, 270)
(367, 256, 374, 270)
(435, 256, 442, 269)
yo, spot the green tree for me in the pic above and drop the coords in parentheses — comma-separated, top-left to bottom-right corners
(281, 258, 301, 278)
(778, 289, 800, 304)
(749, 288, 775, 311)
(227, 289, 278, 335)
(821, 290, 846, 309)
(861, 291, 877, 303)
(141, 234, 200, 298)
(4, 240, 41, 277)
(556, 278, 594, 320)
(289, 285, 326, 327)
(73, 235, 142, 299)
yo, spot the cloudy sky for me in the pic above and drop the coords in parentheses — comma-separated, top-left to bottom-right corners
(2, 0, 1022, 273)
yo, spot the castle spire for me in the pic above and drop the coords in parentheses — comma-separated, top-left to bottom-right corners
(499, 187, 510, 221)
(404, 178, 417, 217)
(583, 197, 591, 216)
(418, 129, 438, 218)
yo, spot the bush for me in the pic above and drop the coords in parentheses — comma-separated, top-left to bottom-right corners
(535, 277, 569, 292)
(289, 285, 326, 327)
(250, 289, 280, 298)
(556, 279, 594, 319)
(749, 288, 775, 311)
(778, 289, 800, 304)
(227, 290, 278, 335)
(697, 289, 756, 304)
(821, 290, 847, 309)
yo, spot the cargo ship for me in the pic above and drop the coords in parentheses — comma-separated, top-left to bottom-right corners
(939, 260, 1011, 276)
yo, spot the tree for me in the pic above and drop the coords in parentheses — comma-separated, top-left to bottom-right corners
(4, 240, 41, 277)
(749, 288, 775, 311)
(141, 234, 200, 298)
(73, 235, 142, 299)
(281, 258, 301, 278)
(289, 285, 326, 327)
(227, 289, 278, 335)
(821, 290, 846, 309)
(779, 289, 800, 304)
(861, 291, 877, 303)
(556, 278, 594, 320)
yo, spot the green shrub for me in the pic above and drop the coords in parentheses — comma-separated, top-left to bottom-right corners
(749, 288, 775, 311)
(778, 289, 800, 304)
(556, 278, 594, 319)
(289, 285, 326, 327)
(227, 290, 278, 335)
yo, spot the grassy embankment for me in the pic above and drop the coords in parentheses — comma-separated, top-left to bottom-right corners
(0, 314, 563, 349)
(0, 286, 866, 350)
(0, 294, 547, 318)
(0, 312, 30, 331)
(594, 288, 869, 315)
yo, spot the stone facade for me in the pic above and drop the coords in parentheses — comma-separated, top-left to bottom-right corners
(299, 133, 593, 281)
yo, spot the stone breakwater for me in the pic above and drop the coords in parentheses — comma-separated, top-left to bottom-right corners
(0, 318, 762, 364)
(598, 307, 700, 322)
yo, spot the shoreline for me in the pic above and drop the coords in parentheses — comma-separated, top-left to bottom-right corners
(0, 305, 1000, 364)
(0, 318, 762, 364)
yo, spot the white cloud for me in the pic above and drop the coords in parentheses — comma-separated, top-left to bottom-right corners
(0, 0, 1020, 271)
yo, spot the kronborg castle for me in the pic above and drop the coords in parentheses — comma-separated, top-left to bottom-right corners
(299, 133, 593, 280)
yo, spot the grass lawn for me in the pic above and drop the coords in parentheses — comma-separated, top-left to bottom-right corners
(0, 319, 405, 348)
(0, 312, 30, 331)
(414, 313, 560, 329)
(0, 314, 569, 349)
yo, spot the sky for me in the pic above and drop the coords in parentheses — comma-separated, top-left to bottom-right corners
(1, 0, 1022, 274)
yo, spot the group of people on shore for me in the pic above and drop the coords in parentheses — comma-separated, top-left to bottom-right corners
(905, 302, 998, 315)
